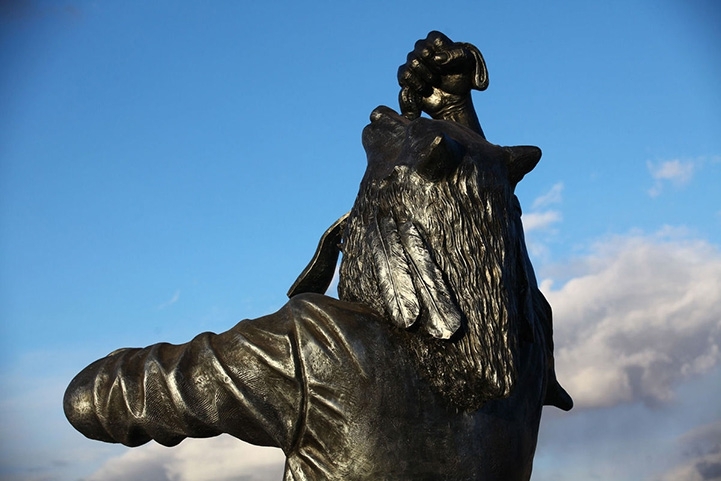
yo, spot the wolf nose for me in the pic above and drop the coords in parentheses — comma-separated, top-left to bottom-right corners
(370, 105, 406, 124)
(370, 107, 386, 123)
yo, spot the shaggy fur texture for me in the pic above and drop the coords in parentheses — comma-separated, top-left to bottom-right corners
(338, 155, 529, 410)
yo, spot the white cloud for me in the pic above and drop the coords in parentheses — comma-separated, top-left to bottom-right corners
(85, 435, 285, 481)
(647, 159, 696, 197)
(523, 183, 563, 233)
(532, 182, 564, 209)
(522, 182, 564, 259)
(542, 229, 721, 409)
(522, 210, 562, 232)
(157, 290, 181, 310)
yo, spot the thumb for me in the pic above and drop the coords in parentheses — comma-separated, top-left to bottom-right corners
(399, 87, 421, 120)
(432, 47, 469, 67)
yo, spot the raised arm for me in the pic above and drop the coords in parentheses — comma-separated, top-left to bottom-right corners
(64, 310, 303, 450)
(397, 31, 489, 137)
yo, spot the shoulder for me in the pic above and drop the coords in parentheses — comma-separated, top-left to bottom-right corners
(283, 293, 390, 345)
(234, 294, 401, 374)
(285, 293, 381, 323)
(282, 294, 403, 378)
(239, 294, 391, 352)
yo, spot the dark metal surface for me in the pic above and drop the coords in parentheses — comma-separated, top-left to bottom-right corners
(287, 213, 348, 298)
(65, 31, 572, 480)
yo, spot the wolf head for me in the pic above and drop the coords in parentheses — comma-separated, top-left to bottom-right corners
(337, 106, 541, 409)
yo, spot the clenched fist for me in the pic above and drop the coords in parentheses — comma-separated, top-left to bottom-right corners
(398, 31, 488, 136)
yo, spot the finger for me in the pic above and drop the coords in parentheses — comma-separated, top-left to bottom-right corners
(433, 47, 470, 67)
(405, 54, 438, 90)
(425, 30, 454, 50)
(413, 38, 434, 61)
(399, 87, 421, 120)
(397, 64, 431, 96)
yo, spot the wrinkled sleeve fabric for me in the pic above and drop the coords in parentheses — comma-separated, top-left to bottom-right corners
(64, 306, 303, 451)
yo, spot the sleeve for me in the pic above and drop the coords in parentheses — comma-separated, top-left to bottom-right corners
(63, 306, 303, 451)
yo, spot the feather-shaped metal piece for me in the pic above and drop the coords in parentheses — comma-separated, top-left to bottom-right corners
(287, 213, 349, 298)
(397, 221, 462, 339)
(368, 215, 420, 328)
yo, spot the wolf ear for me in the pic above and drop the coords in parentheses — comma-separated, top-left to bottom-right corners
(287, 213, 349, 298)
(504, 145, 542, 185)
(415, 133, 465, 182)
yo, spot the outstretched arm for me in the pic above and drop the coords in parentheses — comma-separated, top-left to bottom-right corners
(64, 310, 303, 450)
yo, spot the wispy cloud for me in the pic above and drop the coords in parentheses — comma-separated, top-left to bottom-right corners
(523, 183, 564, 260)
(84, 435, 284, 481)
(532, 182, 564, 210)
(522, 211, 563, 232)
(523, 182, 564, 233)
(157, 290, 180, 310)
(542, 229, 721, 409)
(647, 159, 697, 197)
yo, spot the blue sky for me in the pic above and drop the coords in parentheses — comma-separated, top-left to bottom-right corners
(1, 1, 720, 480)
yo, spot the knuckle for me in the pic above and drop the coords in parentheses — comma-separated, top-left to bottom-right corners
(397, 66, 409, 84)
(414, 39, 432, 58)
(428, 30, 452, 48)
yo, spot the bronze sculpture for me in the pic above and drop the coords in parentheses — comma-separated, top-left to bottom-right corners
(64, 32, 572, 480)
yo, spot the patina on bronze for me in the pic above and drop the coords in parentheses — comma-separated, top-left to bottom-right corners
(64, 31, 572, 480)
